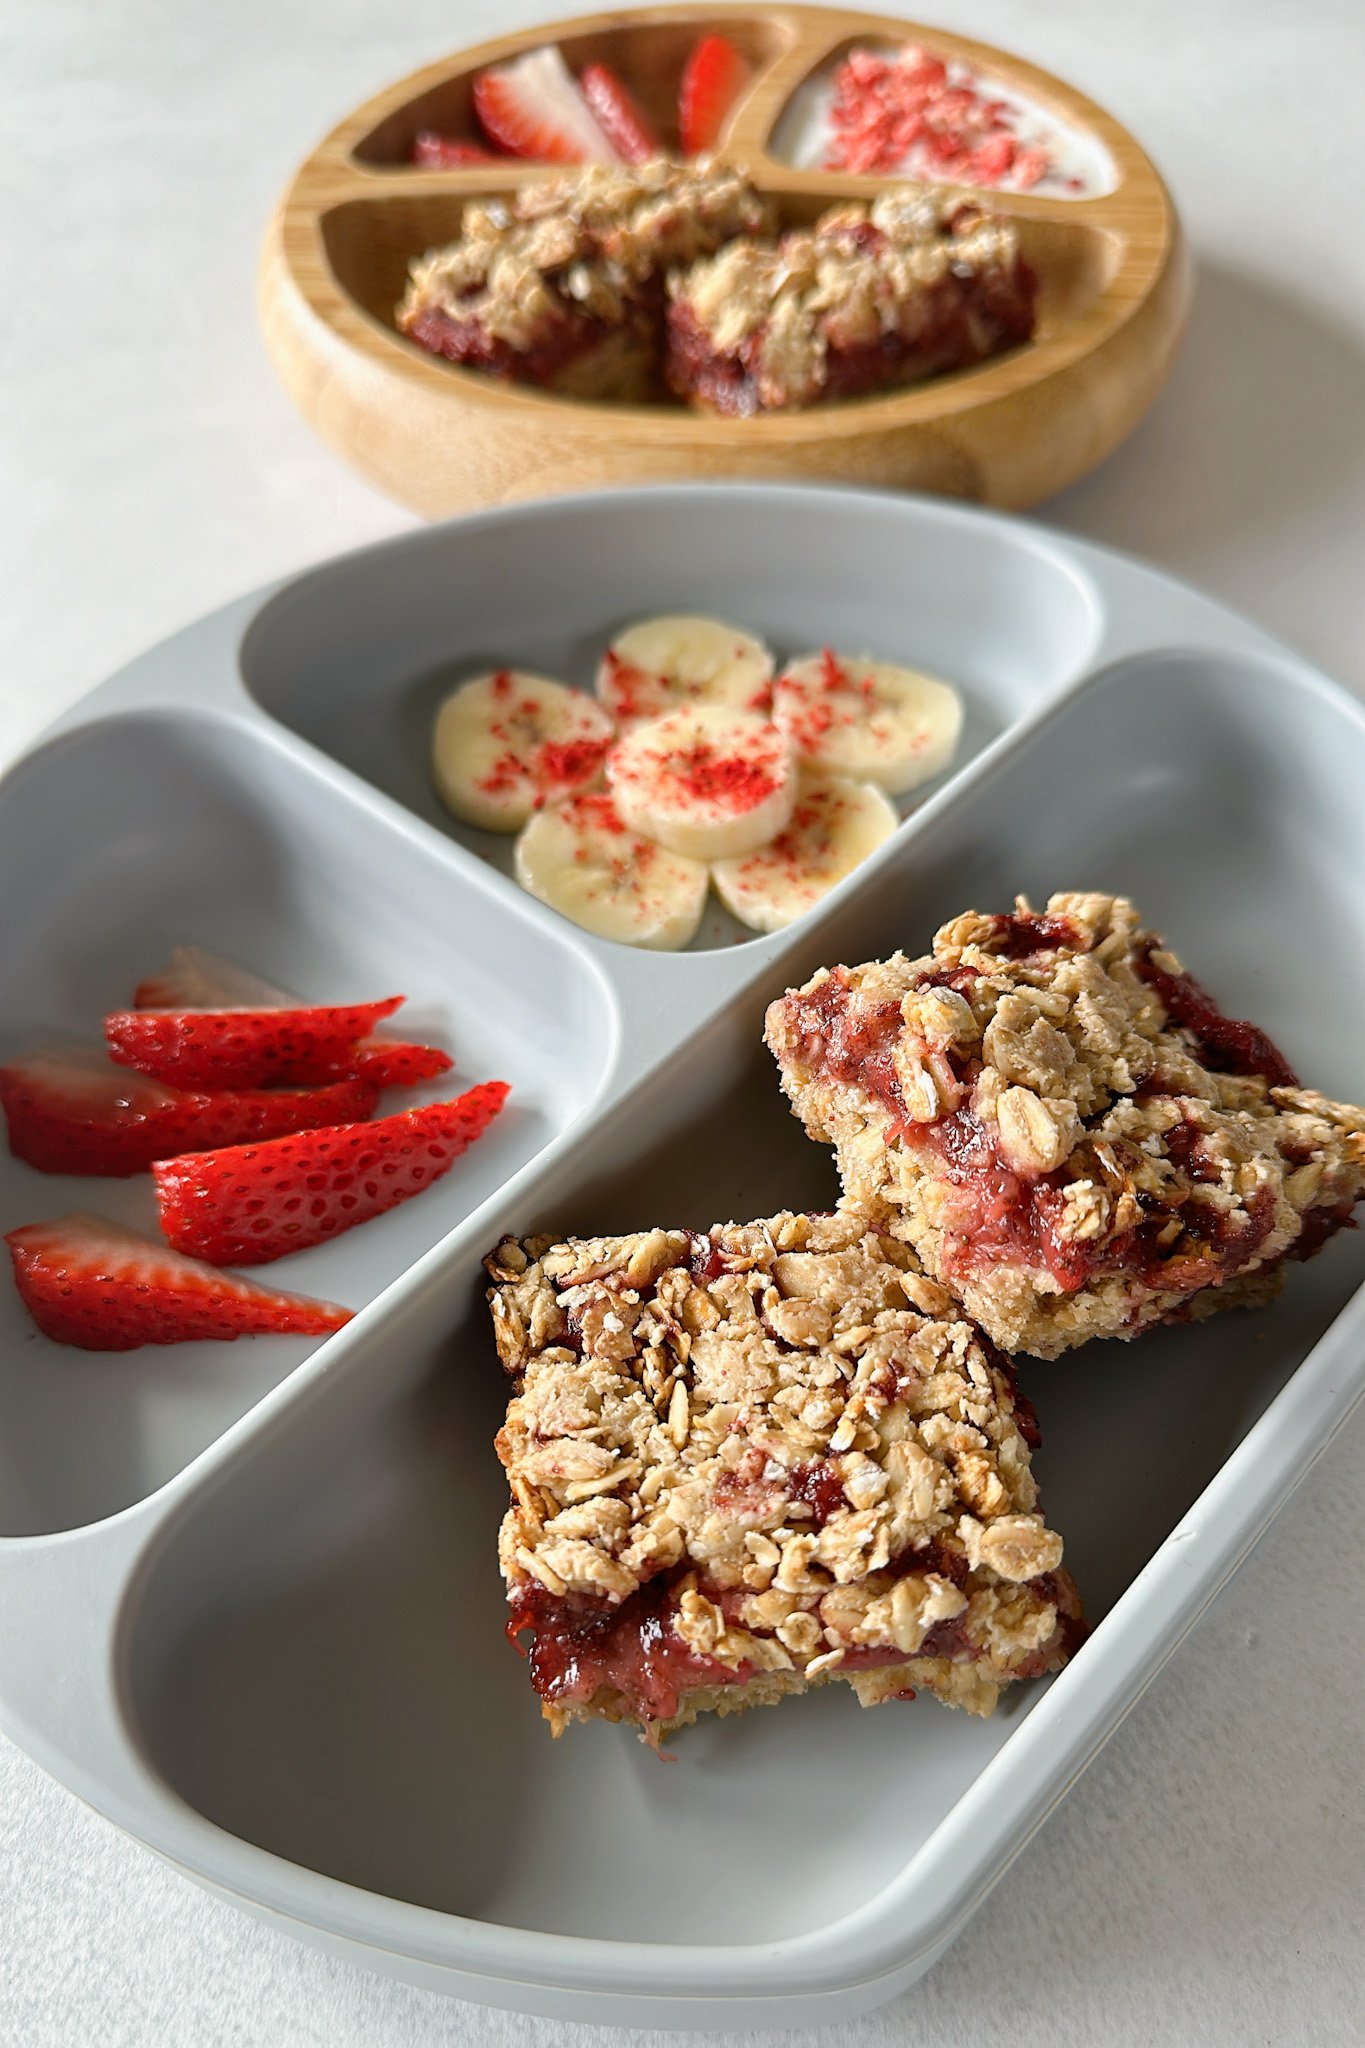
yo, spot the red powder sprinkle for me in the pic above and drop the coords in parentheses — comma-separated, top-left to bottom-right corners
(491, 670, 513, 699)
(775, 650, 897, 757)
(824, 44, 1055, 189)
(601, 649, 661, 722)
(669, 744, 780, 811)
(732, 791, 844, 882)
(569, 790, 631, 837)
(537, 736, 611, 788)
(475, 750, 526, 797)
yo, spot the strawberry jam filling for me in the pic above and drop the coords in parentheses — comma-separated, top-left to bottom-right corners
(665, 265, 1035, 417)
(685, 1228, 730, 1283)
(507, 1578, 743, 1724)
(506, 1537, 1051, 1725)
(982, 911, 1081, 959)
(405, 298, 661, 398)
(783, 967, 1286, 1295)
(1286, 1200, 1356, 1263)
(784, 1457, 849, 1527)
(790, 968, 913, 1122)
(405, 304, 608, 386)
(1135, 941, 1299, 1089)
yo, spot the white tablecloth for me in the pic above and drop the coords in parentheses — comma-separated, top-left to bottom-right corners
(3, 2, 1363, 2041)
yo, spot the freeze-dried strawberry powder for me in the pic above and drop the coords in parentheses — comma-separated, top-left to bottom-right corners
(776, 651, 897, 757)
(598, 650, 660, 723)
(472, 674, 611, 805)
(824, 44, 1054, 188)
(534, 736, 611, 797)
(672, 745, 780, 811)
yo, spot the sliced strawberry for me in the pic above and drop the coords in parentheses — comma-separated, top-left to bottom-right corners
(105, 997, 404, 1089)
(5, 1213, 352, 1350)
(412, 132, 502, 167)
(133, 948, 450, 1092)
(0, 1049, 379, 1177)
(472, 46, 619, 163)
(679, 34, 749, 155)
(153, 1082, 511, 1266)
(351, 1039, 454, 1089)
(579, 63, 659, 163)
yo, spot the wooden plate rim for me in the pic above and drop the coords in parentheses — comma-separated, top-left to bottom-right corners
(268, 3, 1181, 445)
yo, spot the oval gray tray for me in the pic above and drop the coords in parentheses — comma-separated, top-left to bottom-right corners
(1, 485, 1361, 2029)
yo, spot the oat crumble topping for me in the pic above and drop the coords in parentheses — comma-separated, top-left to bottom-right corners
(765, 893, 1365, 1358)
(667, 188, 1033, 411)
(397, 158, 774, 378)
(486, 1210, 1079, 1739)
(398, 163, 1032, 410)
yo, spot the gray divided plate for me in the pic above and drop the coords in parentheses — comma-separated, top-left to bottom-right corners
(1, 485, 1362, 2029)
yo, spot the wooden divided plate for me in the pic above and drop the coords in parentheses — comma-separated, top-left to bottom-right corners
(260, 4, 1189, 515)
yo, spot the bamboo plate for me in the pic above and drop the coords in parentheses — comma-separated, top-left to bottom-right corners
(260, 4, 1190, 516)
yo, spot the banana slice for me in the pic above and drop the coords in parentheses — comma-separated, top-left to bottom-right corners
(712, 776, 898, 933)
(606, 706, 797, 861)
(772, 650, 964, 795)
(515, 792, 708, 951)
(432, 671, 615, 832)
(597, 616, 775, 726)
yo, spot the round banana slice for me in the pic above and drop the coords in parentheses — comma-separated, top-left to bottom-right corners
(432, 670, 615, 832)
(772, 650, 964, 795)
(597, 615, 775, 726)
(606, 706, 797, 861)
(712, 776, 899, 932)
(515, 792, 708, 951)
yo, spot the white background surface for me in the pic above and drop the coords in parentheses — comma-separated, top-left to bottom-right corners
(2, 2, 1364, 2042)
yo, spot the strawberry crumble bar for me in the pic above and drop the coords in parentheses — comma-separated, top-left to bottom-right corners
(666, 190, 1035, 415)
(397, 159, 773, 400)
(765, 893, 1365, 1359)
(485, 1210, 1080, 1743)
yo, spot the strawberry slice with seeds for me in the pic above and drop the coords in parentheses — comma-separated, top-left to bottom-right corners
(153, 1082, 511, 1266)
(679, 33, 749, 155)
(578, 63, 659, 163)
(0, 1049, 379, 1177)
(412, 132, 502, 167)
(472, 46, 619, 163)
(5, 1213, 353, 1350)
(105, 997, 404, 1089)
(133, 947, 451, 1092)
(350, 1040, 453, 1089)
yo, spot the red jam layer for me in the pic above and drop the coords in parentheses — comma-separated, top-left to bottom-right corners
(786, 968, 911, 1121)
(786, 1457, 848, 1527)
(1135, 941, 1299, 1089)
(921, 1101, 1279, 1295)
(507, 1577, 742, 1724)
(404, 303, 607, 387)
(665, 261, 1035, 418)
(982, 911, 1081, 959)
(506, 1540, 1025, 1725)
(782, 968, 1284, 1295)
(1287, 1201, 1356, 1264)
